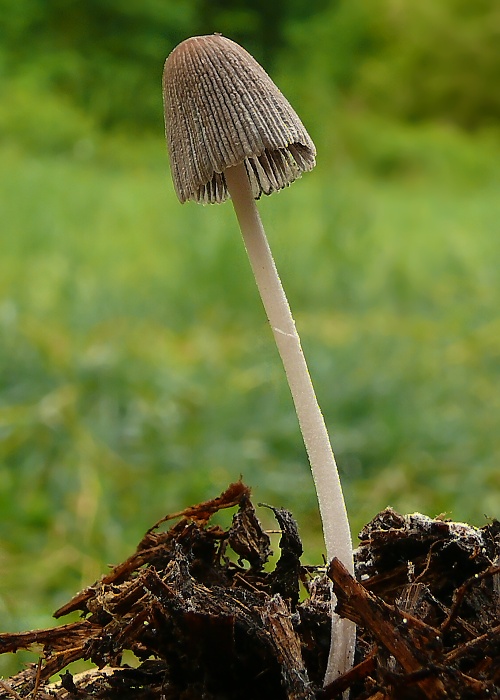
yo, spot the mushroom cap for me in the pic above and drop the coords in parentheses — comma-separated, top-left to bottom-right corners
(163, 34, 316, 204)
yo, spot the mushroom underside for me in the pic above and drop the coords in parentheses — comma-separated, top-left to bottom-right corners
(194, 143, 315, 204)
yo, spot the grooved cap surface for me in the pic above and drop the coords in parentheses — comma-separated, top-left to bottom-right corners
(163, 34, 316, 204)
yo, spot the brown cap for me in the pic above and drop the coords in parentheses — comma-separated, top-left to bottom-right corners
(163, 34, 316, 204)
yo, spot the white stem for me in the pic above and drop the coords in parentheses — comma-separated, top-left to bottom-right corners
(225, 163, 356, 685)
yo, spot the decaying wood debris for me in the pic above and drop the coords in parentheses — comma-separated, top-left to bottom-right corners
(1, 482, 499, 699)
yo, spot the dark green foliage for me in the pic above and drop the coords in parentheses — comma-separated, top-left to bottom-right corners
(357, 0, 500, 129)
(0, 0, 196, 128)
(0, 0, 328, 129)
(1, 0, 499, 131)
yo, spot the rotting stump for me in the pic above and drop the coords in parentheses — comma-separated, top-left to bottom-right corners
(1, 481, 499, 699)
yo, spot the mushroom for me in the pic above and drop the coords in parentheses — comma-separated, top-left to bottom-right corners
(162, 33, 355, 685)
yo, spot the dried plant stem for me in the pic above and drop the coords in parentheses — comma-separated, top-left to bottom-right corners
(225, 163, 356, 685)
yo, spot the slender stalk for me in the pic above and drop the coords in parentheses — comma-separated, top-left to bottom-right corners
(225, 163, 356, 684)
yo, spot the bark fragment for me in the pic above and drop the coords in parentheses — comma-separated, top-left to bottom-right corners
(1, 490, 499, 699)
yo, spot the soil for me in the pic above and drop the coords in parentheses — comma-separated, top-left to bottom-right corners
(1, 481, 499, 699)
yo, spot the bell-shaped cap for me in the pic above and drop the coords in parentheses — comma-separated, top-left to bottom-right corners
(163, 34, 316, 204)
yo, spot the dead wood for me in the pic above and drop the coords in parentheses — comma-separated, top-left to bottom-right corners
(1, 488, 499, 699)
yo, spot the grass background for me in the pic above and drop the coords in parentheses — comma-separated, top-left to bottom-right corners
(1, 58, 500, 678)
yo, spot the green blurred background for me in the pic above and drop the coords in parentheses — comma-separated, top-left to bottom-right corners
(1, 0, 500, 674)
